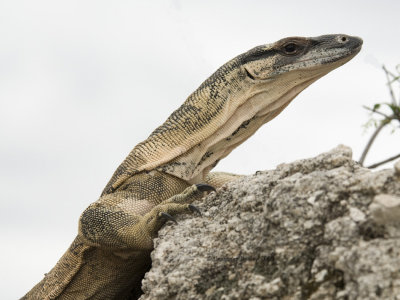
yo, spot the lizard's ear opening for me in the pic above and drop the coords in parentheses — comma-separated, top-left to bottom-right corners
(245, 68, 255, 80)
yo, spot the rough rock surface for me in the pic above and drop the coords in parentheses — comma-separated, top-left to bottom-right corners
(140, 145, 400, 300)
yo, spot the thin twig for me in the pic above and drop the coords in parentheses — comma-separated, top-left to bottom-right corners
(383, 65, 398, 81)
(362, 105, 391, 119)
(384, 68, 397, 79)
(359, 119, 391, 166)
(359, 66, 400, 168)
(383, 65, 397, 105)
(397, 65, 400, 106)
(367, 152, 400, 169)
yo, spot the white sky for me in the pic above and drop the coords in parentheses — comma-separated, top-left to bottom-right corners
(1, 1, 400, 298)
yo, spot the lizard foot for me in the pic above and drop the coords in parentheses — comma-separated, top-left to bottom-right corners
(159, 204, 201, 225)
(160, 212, 178, 224)
(144, 184, 214, 234)
(162, 183, 215, 205)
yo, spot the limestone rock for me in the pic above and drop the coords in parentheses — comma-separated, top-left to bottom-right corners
(140, 145, 400, 300)
(370, 194, 400, 225)
(395, 159, 400, 175)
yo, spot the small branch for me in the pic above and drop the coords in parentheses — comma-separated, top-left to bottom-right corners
(382, 65, 397, 105)
(384, 67, 397, 79)
(359, 119, 390, 166)
(362, 105, 391, 119)
(366, 152, 400, 169)
(397, 65, 400, 106)
(360, 65, 400, 168)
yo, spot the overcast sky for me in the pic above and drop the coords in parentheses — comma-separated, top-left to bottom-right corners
(1, 1, 400, 298)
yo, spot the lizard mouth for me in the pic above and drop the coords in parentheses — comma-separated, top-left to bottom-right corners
(245, 46, 361, 81)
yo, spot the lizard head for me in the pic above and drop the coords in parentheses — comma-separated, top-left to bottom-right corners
(242, 34, 362, 83)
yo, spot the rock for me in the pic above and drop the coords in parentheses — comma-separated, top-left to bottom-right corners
(370, 194, 400, 225)
(140, 145, 400, 300)
(395, 160, 400, 176)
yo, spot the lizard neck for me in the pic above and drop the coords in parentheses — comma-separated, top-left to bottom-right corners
(157, 70, 323, 183)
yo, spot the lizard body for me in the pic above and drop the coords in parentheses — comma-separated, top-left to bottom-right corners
(22, 34, 362, 299)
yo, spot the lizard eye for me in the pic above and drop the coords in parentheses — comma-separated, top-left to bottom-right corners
(282, 42, 299, 55)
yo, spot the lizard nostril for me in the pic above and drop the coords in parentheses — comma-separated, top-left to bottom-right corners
(339, 36, 348, 43)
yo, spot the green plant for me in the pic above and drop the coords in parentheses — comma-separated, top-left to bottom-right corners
(359, 65, 400, 168)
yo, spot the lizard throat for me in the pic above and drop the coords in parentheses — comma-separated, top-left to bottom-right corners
(157, 73, 322, 183)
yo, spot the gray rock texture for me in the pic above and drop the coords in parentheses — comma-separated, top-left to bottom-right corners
(140, 145, 400, 300)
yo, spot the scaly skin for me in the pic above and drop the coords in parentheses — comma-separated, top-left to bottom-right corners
(22, 34, 362, 299)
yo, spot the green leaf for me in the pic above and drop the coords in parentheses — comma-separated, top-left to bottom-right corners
(373, 103, 381, 111)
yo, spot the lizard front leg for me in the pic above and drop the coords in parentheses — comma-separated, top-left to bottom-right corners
(78, 184, 214, 251)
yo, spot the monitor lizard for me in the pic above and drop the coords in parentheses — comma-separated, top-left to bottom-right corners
(22, 34, 362, 299)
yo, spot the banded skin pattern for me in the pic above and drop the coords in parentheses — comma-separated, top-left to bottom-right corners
(22, 34, 362, 299)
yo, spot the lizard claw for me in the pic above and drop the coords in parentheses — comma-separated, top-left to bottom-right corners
(188, 204, 201, 216)
(160, 212, 178, 224)
(196, 183, 216, 193)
